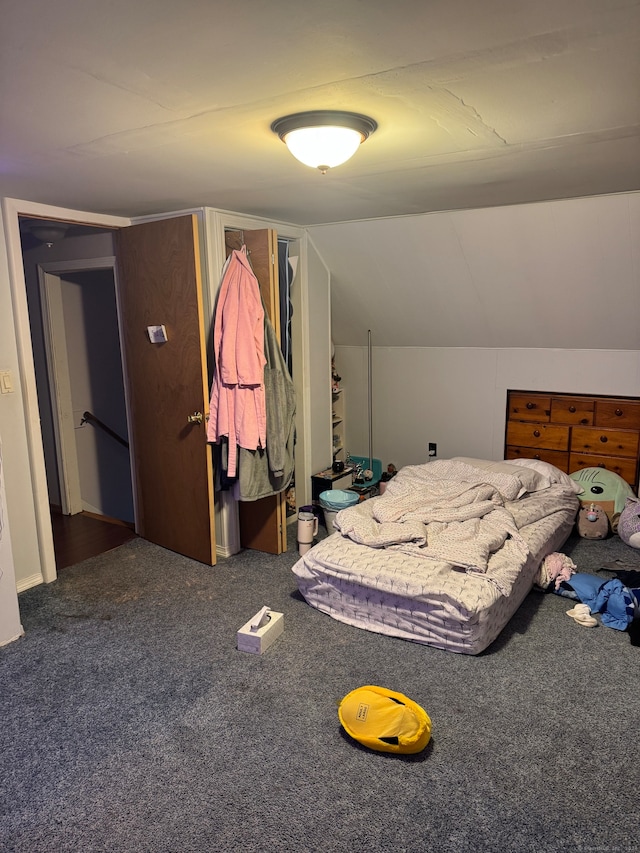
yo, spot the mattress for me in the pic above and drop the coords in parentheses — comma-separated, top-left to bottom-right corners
(292, 459, 580, 654)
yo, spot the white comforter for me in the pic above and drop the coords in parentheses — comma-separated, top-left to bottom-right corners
(334, 459, 532, 576)
(293, 459, 580, 652)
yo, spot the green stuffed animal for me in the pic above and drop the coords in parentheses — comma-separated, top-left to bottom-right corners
(569, 467, 635, 532)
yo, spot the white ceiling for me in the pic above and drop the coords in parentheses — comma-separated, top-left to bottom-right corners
(2, 0, 639, 226)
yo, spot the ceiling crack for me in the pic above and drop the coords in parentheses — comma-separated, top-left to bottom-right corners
(440, 88, 508, 145)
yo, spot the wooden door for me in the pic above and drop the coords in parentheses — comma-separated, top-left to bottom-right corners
(116, 215, 216, 564)
(225, 228, 288, 555)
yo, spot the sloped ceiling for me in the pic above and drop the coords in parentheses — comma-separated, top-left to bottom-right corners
(309, 192, 640, 348)
(1, 0, 639, 225)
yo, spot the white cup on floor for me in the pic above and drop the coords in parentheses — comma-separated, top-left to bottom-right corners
(298, 511, 318, 555)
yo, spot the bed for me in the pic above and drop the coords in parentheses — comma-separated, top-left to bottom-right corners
(292, 458, 581, 654)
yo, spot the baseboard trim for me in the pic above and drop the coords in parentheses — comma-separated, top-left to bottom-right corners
(81, 510, 135, 530)
(17, 573, 45, 593)
(216, 543, 236, 559)
(0, 627, 25, 647)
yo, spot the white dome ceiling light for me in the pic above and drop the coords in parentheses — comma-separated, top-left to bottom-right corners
(271, 110, 377, 174)
(26, 221, 71, 247)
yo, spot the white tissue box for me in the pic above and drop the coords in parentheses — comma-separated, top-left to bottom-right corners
(237, 610, 284, 654)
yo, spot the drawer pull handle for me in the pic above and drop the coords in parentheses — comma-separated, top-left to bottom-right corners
(533, 454, 541, 460)
(569, 405, 576, 413)
(615, 408, 623, 416)
(533, 429, 541, 438)
(598, 463, 606, 468)
(526, 402, 534, 409)
(600, 435, 608, 443)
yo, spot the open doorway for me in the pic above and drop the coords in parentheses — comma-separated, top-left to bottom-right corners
(6, 200, 320, 588)
(20, 218, 136, 569)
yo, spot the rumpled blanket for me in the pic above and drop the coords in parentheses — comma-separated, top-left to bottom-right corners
(334, 460, 530, 575)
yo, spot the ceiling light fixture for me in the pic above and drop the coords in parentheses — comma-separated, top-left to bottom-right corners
(271, 110, 377, 174)
(27, 222, 70, 247)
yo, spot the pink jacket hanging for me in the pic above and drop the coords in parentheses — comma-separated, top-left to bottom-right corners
(207, 248, 267, 477)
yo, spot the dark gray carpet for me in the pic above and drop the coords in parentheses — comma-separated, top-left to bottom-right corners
(1, 527, 638, 853)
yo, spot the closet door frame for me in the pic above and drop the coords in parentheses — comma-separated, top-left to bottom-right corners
(206, 209, 314, 556)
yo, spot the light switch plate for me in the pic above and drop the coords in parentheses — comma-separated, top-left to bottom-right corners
(0, 370, 14, 394)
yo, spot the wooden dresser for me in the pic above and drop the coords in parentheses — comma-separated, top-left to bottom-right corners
(504, 390, 640, 491)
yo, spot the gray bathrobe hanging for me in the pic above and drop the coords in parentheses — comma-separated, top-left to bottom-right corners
(236, 312, 296, 501)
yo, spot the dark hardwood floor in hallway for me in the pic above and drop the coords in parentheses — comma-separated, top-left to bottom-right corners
(51, 510, 137, 570)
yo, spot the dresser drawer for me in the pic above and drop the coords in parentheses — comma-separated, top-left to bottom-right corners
(595, 399, 640, 430)
(505, 390, 640, 492)
(571, 426, 639, 459)
(508, 394, 551, 423)
(505, 446, 569, 470)
(569, 453, 637, 486)
(550, 396, 594, 425)
(506, 422, 569, 451)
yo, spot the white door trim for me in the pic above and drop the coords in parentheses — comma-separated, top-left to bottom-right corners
(2, 197, 130, 584)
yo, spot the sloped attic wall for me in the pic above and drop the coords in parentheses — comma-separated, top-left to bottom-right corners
(308, 192, 640, 473)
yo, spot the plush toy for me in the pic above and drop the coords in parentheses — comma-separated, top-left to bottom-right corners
(535, 552, 577, 589)
(569, 467, 635, 531)
(576, 502, 610, 539)
(617, 496, 640, 548)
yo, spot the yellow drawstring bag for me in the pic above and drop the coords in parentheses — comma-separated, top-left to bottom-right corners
(338, 685, 431, 754)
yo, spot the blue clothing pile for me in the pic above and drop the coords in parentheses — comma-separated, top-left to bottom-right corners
(556, 573, 639, 630)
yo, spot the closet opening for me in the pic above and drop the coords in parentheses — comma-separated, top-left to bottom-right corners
(216, 226, 299, 555)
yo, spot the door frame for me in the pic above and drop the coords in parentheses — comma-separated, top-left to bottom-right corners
(2, 198, 130, 584)
(38, 257, 119, 517)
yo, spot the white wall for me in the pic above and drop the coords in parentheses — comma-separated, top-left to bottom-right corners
(338, 346, 640, 476)
(310, 192, 640, 350)
(62, 269, 133, 521)
(0, 438, 23, 645)
(317, 192, 640, 480)
(306, 236, 332, 476)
